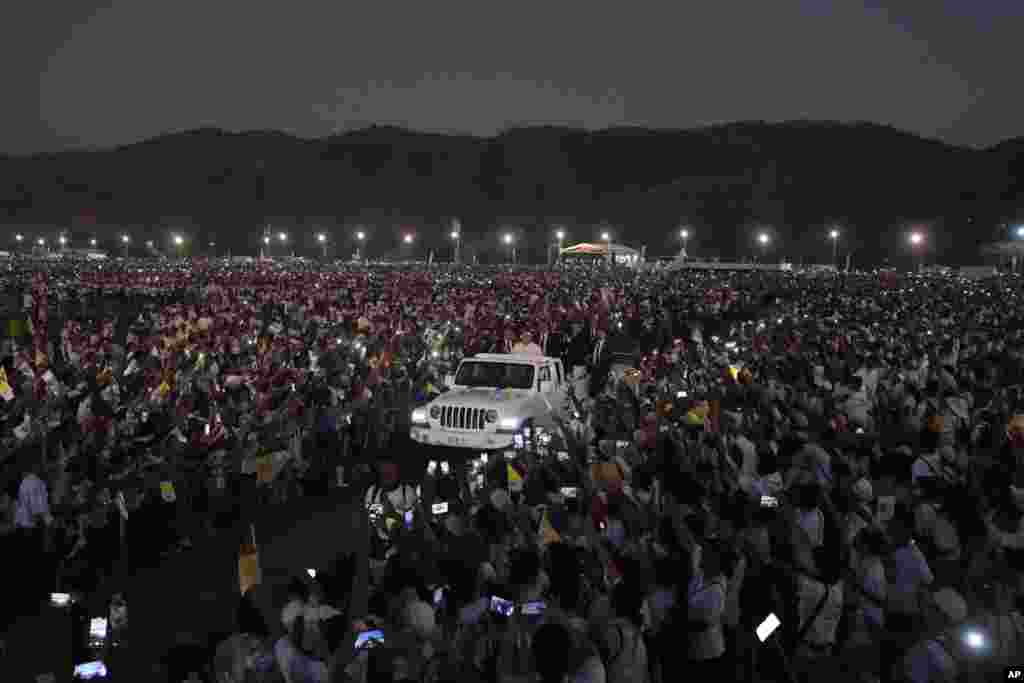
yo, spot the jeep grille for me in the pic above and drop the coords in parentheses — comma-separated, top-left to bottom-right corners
(439, 405, 486, 430)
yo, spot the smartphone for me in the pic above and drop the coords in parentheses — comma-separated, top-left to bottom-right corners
(560, 487, 578, 499)
(306, 568, 317, 579)
(354, 629, 385, 650)
(404, 509, 414, 530)
(557, 452, 570, 463)
(490, 596, 515, 618)
(479, 453, 489, 464)
(856, 427, 865, 435)
(441, 461, 450, 475)
(88, 617, 108, 648)
(599, 520, 607, 531)
(73, 661, 109, 680)
(427, 460, 438, 476)
(431, 501, 449, 515)
(616, 440, 629, 449)
(756, 613, 782, 643)
(505, 450, 517, 460)
(433, 587, 445, 607)
(521, 600, 546, 616)
(760, 496, 778, 508)
(50, 592, 72, 608)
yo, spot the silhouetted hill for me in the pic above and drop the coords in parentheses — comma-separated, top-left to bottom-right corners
(1, 122, 1021, 266)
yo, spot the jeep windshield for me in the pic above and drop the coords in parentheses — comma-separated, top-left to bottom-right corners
(454, 361, 535, 390)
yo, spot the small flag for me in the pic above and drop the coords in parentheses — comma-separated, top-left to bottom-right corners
(0, 367, 14, 402)
(239, 525, 261, 594)
(507, 463, 524, 492)
(539, 510, 561, 546)
(256, 454, 274, 483)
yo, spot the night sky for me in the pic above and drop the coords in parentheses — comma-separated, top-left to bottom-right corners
(2, 0, 1021, 155)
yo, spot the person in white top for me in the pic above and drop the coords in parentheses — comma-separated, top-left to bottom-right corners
(14, 463, 54, 611)
(15, 465, 52, 530)
(511, 331, 544, 355)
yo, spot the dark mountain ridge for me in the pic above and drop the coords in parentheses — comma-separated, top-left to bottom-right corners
(1, 121, 1020, 266)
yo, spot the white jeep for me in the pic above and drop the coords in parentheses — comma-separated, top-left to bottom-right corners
(410, 353, 568, 450)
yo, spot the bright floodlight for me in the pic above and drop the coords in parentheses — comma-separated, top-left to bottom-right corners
(829, 229, 840, 239)
(909, 232, 924, 246)
(601, 232, 611, 241)
(680, 229, 690, 239)
(317, 233, 327, 243)
(403, 234, 414, 244)
(37, 238, 45, 246)
(555, 230, 565, 240)
(90, 238, 97, 246)
(173, 235, 184, 246)
(278, 232, 287, 242)
(15, 234, 23, 242)
(146, 240, 154, 248)
(451, 231, 460, 240)
(121, 234, 130, 243)
(59, 236, 67, 245)
(1017, 226, 1024, 237)
(262, 235, 270, 245)
(503, 233, 514, 245)
(964, 630, 985, 650)
(758, 233, 770, 245)
(356, 231, 366, 240)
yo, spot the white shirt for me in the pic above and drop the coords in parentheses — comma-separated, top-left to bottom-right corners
(887, 543, 934, 615)
(796, 508, 825, 549)
(15, 473, 51, 529)
(687, 572, 727, 660)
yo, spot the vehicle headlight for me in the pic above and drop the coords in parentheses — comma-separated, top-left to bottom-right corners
(485, 410, 499, 423)
(429, 406, 441, 420)
(411, 408, 428, 424)
(499, 417, 520, 430)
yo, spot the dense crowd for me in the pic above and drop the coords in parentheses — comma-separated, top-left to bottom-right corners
(3, 255, 1024, 682)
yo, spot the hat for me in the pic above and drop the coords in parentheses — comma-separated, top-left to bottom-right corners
(403, 600, 436, 640)
(931, 588, 967, 624)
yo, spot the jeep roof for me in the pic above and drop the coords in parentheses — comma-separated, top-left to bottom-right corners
(467, 353, 557, 367)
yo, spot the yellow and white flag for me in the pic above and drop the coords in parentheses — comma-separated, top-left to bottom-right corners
(507, 463, 524, 492)
(0, 367, 14, 402)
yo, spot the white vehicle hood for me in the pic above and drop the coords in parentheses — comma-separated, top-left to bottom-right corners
(434, 387, 534, 408)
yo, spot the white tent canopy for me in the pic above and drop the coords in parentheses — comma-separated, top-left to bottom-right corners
(560, 242, 640, 265)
